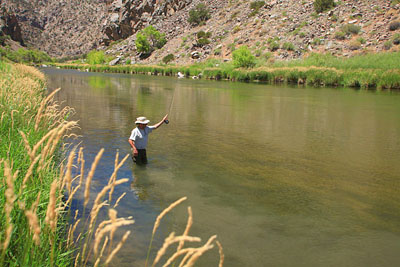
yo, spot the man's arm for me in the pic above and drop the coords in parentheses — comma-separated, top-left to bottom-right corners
(151, 114, 168, 129)
(128, 139, 138, 156)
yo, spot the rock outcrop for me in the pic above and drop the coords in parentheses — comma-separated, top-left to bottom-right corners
(102, 0, 191, 45)
(0, 7, 24, 45)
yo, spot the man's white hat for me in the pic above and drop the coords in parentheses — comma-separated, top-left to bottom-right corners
(135, 116, 150, 124)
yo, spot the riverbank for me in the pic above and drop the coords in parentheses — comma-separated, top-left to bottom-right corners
(55, 52, 400, 90)
(0, 62, 76, 265)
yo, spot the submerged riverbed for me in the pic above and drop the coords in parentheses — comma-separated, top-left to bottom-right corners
(43, 68, 400, 266)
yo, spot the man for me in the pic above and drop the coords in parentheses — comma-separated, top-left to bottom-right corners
(128, 114, 168, 164)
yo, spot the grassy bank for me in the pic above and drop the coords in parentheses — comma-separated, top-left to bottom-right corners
(0, 61, 224, 266)
(0, 61, 76, 265)
(56, 52, 400, 89)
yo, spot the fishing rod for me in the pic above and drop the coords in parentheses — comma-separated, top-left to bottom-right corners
(164, 88, 176, 124)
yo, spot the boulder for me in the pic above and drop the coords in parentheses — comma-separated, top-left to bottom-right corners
(191, 51, 200, 59)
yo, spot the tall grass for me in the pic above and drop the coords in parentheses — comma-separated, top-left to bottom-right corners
(0, 61, 224, 266)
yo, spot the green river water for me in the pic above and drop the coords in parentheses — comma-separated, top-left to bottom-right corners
(43, 68, 400, 267)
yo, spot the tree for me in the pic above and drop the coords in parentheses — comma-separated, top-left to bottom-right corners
(188, 3, 211, 26)
(232, 46, 256, 68)
(135, 26, 166, 55)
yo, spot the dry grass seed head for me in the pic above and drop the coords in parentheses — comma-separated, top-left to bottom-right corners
(177, 206, 193, 252)
(84, 148, 105, 207)
(153, 196, 187, 236)
(108, 154, 129, 202)
(184, 235, 217, 267)
(113, 192, 127, 208)
(45, 179, 59, 232)
(153, 233, 202, 266)
(105, 231, 131, 265)
(216, 240, 224, 267)
(163, 248, 197, 267)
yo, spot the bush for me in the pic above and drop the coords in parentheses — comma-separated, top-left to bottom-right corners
(357, 37, 366, 44)
(135, 26, 166, 55)
(349, 40, 361, 50)
(162, 54, 175, 64)
(384, 40, 392, 50)
(282, 42, 295, 51)
(188, 3, 211, 26)
(314, 0, 335, 13)
(342, 24, 361, 35)
(335, 31, 346, 40)
(389, 21, 400, 31)
(393, 33, 400, 45)
(197, 31, 212, 39)
(249, 1, 265, 16)
(197, 38, 210, 47)
(312, 38, 322, 45)
(269, 41, 280, 51)
(232, 46, 256, 68)
(87, 50, 106, 65)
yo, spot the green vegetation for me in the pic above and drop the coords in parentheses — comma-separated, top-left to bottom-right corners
(188, 3, 211, 26)
(249, 1, 265, 17)
(162, 53, 175, 64)
(232, 46, 256, 68)
(314, 0, 335, 13)
(57, 51, 400, 89)
(393, 33, 400, 45)
(0, 62, 74, 266)
(335, 31, 346, 40)
(342, 24, 361, 35)
(196, 31, 212, 47)
(0, 47, 52, 63)
(282, 42, 295, 51)
(86, 49, 106, 65)
(135, 26, 166, 56)
(384, 40, 392, 50)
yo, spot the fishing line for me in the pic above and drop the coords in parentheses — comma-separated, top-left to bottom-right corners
(164, 88, 176, 124)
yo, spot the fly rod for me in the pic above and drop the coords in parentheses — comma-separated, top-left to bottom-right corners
(164, 88, 176, 124)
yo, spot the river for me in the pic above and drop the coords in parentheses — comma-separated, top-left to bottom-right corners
(43, 68, 400, 267)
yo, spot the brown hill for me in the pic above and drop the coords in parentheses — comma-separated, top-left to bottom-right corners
(2, 0, 400, 63)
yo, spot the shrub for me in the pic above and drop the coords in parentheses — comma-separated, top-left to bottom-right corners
(349, 40, 361, 50)
(249, 1, 265, 16)
(162, 54, 175, 64)
(312, 38, 322, 45)
(342, 24, 361, 35)
(197, 31, 212, 39)
(357, 37, 366, 44)
(335, 31, 346, 40)
(233, 26, 241, 33)
(87, 50, 106, 65)
(135, 26, 166, 55)
(393, 33, 400, 45)
(282, 42, 295, 51)
(197, 38, 210, 47)
(314, 0, 335, 13)
(232, 45, 256, 68)
(389, 21, 400, 31)
(384, 40, 392, 50)
(269, 41, 280, 51)
(214, 48, 222, 55)
(188, 3, 211, 26)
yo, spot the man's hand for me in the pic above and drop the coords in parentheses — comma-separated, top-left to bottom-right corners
(133, 149, 138, 156)
(163, 114, 168, 122)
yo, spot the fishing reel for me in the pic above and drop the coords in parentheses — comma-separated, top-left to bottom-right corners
(164, 119, 169, 124)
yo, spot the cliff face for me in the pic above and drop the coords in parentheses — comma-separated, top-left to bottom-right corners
(1, 0, 400, 63)
(2, 0, 108, 57)
(102, 0, 191, 45)
(0, 7, 23, 45)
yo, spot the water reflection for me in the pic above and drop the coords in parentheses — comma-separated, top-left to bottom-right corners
(43, 68, 400, 267)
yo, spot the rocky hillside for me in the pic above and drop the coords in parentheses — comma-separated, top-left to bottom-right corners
(2, 0, 400, 63)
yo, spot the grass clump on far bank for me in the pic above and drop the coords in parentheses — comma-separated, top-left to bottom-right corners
(0, 47, 53, 64)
